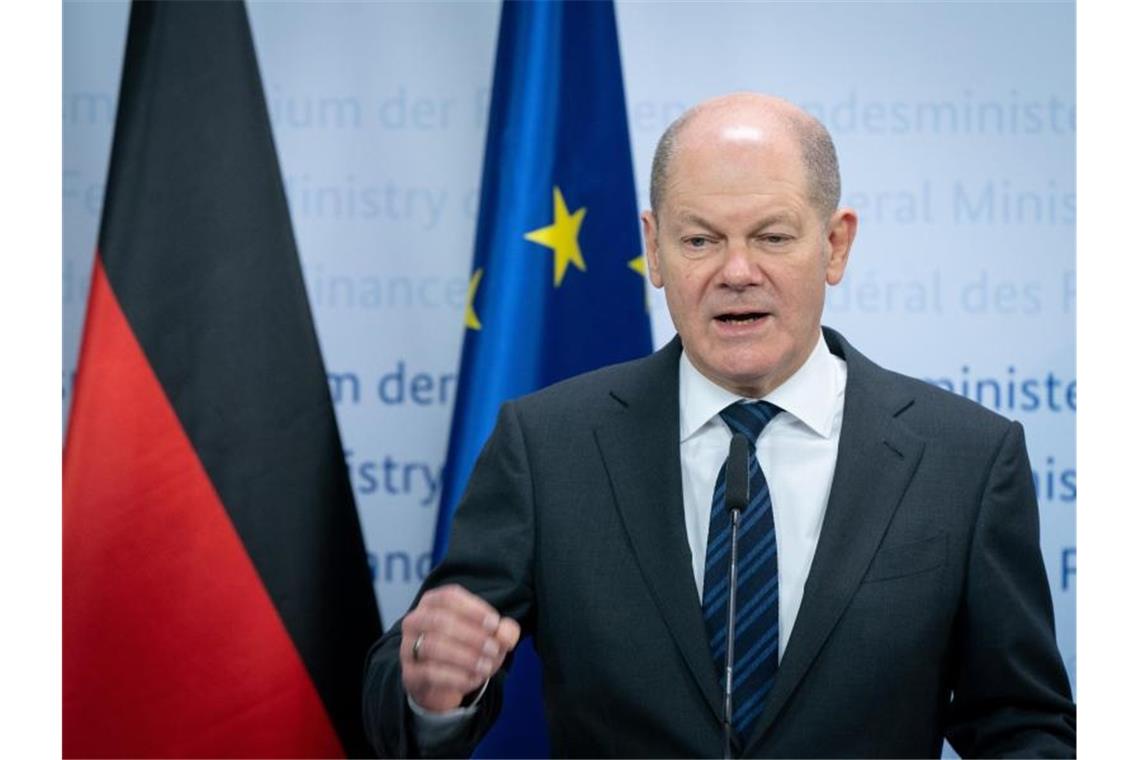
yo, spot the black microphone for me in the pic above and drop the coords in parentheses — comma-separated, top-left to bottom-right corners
(725, 433, 750, 513)
(721, 433, 751, 759)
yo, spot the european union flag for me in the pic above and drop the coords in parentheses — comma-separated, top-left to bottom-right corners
(432, 1, 651, 756)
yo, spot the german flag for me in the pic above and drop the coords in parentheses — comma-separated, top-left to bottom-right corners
(62, 3, 381, 756)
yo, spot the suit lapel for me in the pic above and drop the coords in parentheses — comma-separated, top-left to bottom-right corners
(593, 337, 725, 720)
(745, 329, 926, 749)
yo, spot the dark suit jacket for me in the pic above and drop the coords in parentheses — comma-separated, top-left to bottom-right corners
(363, 328, 1076, 758)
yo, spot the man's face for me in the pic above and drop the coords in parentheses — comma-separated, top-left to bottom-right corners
(643, 124, 856, 398)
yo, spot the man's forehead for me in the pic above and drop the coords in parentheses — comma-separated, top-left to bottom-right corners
(661, 199, 808, 231)
(666, 136, 809, 197)
(670, 205, 801, 223)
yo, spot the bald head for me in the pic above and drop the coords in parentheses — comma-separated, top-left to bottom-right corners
(649, 93, 840, 220)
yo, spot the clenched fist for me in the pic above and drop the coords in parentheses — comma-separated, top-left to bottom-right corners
(400, 584, 522, 713)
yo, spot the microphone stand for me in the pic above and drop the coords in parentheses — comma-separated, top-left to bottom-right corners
(721, 433, 750, 759)
(723, 505, 743, 759)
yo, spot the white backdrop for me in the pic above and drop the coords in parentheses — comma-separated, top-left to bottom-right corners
(63, 0, 1075, 698)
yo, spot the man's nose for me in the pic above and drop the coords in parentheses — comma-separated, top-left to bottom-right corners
(720, 239, 757, 288)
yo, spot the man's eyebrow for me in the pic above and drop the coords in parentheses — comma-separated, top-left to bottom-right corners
(753, 211, 801, 229)
(672, 211, 718, 229)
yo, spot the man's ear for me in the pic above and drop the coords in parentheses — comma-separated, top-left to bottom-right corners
(642, 211, 664, 288)
(824, 208, 857, 286)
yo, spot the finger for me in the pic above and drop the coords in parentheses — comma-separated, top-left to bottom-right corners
(401, 633, 486, 691)
(408, 631, 497, 679)
(404, 606, 504, 661)
(419, 585, 503, 633)
(406, 586, 507, 660)
(495, 617, 522, 651)
(481, 617, 522, 672)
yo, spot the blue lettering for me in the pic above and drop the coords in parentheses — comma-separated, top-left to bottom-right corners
(383, 456, 400, 495)
(1061, 548, 1076, 591)
(1045, 372, 1064, 412)
(418, 552, 435, 579)
(374, 551, 434, 583)
(1020, 378, 1041, 411)
(1030, 457, 1077, 503)
(346, 453, 446, 503)
(384, 552, 412, 583)
(378, 362, 406, 404)
(328, 371, 361, 404)
(359, 461, 378, 495)
(1060, 469, 1077, 502)
(410, 373, 434, 405)
(377, 362, 457, 406)
(922, 365, 1074, 414)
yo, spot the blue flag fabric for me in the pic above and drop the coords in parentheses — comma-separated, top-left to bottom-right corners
(432, 1, 651, 756)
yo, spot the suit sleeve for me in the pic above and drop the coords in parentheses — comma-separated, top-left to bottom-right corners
(945, 421, 1076, 757)
(362, 401, 537, 758)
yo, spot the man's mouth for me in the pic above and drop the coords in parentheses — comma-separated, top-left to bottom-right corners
(715, 311, 769, 324)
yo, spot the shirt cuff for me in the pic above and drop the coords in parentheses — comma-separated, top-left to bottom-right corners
(407, 679, 490, 748)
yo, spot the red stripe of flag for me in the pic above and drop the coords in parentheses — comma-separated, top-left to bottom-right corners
(64, 258, 343, 758)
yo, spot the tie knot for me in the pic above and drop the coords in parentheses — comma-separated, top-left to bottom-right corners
(719, 401, 782, 444)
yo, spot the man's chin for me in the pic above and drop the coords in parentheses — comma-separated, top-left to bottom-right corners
(703, 359, 784, 398)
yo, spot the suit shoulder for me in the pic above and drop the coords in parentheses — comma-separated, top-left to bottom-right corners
(827, 327, 1011, 437)
(830, 328, 1017, 443)
(874, 364, 1019, 443)
(510, 352, 657, 419)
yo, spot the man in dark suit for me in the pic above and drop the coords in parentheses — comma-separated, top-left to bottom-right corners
(363, 93, 1076, 757)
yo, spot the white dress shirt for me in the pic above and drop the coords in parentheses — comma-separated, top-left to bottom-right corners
(679, 331, 846, 661)
(410, 330, 847, 741)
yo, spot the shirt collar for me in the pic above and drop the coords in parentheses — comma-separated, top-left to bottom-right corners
(678, 331, 844, 442)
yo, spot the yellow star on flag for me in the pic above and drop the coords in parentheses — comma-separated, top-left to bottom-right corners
(628, 254, 652, 313)
(524, 186, 587, 287)
(465, 268, 484, 331)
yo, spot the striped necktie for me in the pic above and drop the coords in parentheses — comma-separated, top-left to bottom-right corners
(703, 400, 783, 741)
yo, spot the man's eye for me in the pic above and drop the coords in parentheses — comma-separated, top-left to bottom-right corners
(760, 234, 792, 245)
(684, 237, 710, 249)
